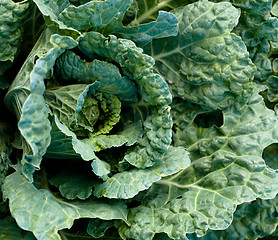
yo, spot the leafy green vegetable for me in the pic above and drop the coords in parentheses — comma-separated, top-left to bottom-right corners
(2, 0, 278, 240)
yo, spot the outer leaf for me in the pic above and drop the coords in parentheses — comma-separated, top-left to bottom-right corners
(118, 92, 278, 239)
(58, 0, 132, 32)
(94, 146, 190, 199)
(0, 0, 29, 62)
(49, 168, 98, 200)
(79, 31, 172, 168)
(13, 31, 78, 181)
(117, 10, 178, 46)
(2, 168, 127, 240)
(55, 51, 138, 104)
(146, 0, 256, 109)
(58, 0, 178, 45)
(32, 0, 79, 35)
(231, 0, 278, 82)
(191, 196, 278, 240)
(82, 121, 143, 152)
(0, 216, 36, 240)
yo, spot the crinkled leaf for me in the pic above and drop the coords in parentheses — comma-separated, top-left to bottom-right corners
(79, 31, 172, 168)
(118, 91, 278, 239)
(82, 121, 143, 152)
(191, 196, 278, 240)
(231, 0, 277, 82)
(94, 146, 190, 199)
(267, 75, 278, 102)
(0, 0, 29, 62)
(0, 216, 36, 240)
(2, 168, 127, 240)
(55, 50, 138, 104)
(49, 168, 98, 200)
(145, 0, 255, 110)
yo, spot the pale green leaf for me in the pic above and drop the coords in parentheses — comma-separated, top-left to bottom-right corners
(146, 0, 255, 109)
(82, 121, 143, 152)
(47, 115, 97, 160)
(2, 169, 127, 240)
(44, 83, 101, 136)
(94, 146, 190, 199)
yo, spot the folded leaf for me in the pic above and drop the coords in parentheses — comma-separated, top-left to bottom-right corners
(2, 168, 127, 240)
(118, 11, 178, 45)
(58, 0, 178, 45)
(14, 31, 78, 181)
(82, 121, 143, 152)
(58, 0, 132, 32)
(54, 50, 138, 104)
(94, 146, 190, 199)
(145, 0, 256, 109)
(79, 31, 172, 168)
(44, 83, 102, 135)
(32, 0, 79, 35)
(47, 115, 111, 180)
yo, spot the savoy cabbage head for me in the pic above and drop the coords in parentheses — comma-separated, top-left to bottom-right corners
(1, 0, 278, 239)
